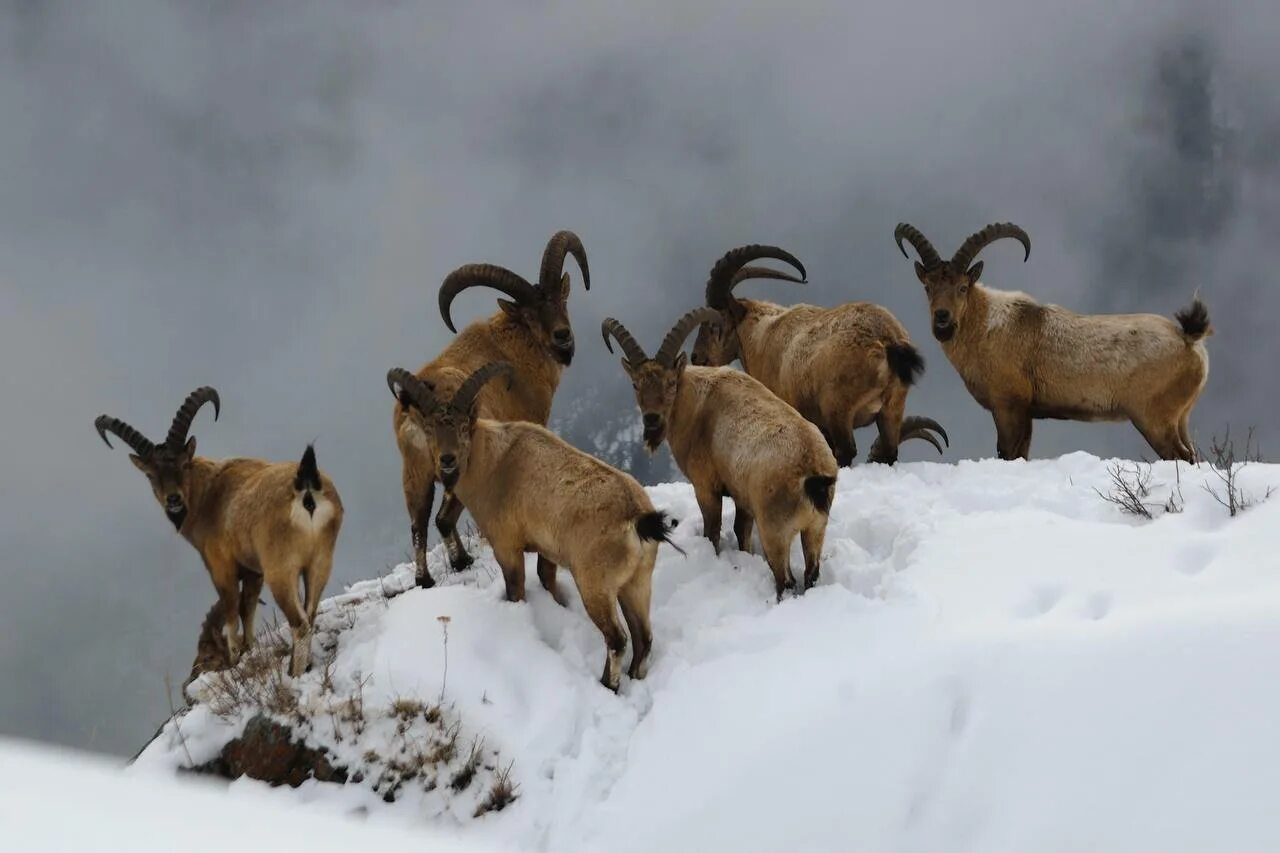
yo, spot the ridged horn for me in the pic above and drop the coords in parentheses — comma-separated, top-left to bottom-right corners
(386, 367, 439, 416)
(449, 362, 515, 416)
(656, 307, 722, 368)
(601, 318, 649, 366)
(438, 264, 538, 333)
(731, 265, 806, 287)
(899, 415, 949, 455)
(705, 245, 807, 310)
(165, 387, 220, 449)
(893, 223, 942, 269)
(949, 222, 1031, 272)
(538, 230, 590, 299)
(94, 415, 156, 457)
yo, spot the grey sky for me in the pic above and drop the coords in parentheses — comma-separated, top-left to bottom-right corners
(1, 0, 1276, 756)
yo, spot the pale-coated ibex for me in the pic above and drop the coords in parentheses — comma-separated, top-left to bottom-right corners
(95, 388, 343, 676)
(690, 245, 948, 466)
(395, 231, 589, 587)
(388, 363, 677, 692)
(605, 309, 838, 601)
(893, 222, 1212, 462)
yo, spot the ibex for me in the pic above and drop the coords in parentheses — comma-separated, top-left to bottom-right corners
(388, 363, 676, 692)
(395, 231, 589, 587)
(893, 222, 1211, 461)
(95, 388, 343, 676)
(690, 245, 948, 466)
(605, 309, 838, 601)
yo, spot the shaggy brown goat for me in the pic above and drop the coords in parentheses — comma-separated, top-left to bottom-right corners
(690, 245, 947, 466)
(894, 222, 1212, 461)
(605, 309, 838, 600)
(395, 231, 589, 586)
(388, 363, 676, 691)
(96, 388, 343, 676)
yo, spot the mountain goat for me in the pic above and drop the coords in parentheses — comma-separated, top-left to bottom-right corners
(893, 222, 1211, 461)
(689, 244, 948, 466)
(387, 363, 677, 691)
(395, 231, 589, 586)
(605, 309, 838, 600)
(95, 388, 343, 676)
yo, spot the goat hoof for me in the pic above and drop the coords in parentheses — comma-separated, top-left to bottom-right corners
(449, 553, 474, 573)
(415, 572, 435, 590)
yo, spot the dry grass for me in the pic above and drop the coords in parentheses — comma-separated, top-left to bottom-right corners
(475, 761, 519, 817)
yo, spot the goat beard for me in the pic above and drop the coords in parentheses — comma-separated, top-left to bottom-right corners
(643, 427, 665, 452)
(550, 342, 575, 366)
(165, 505, 188, 531)
(932, 322, 956, 343)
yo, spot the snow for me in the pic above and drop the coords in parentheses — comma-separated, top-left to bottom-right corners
(0, 738, 498, 853)
(128, 453, 1280, 852)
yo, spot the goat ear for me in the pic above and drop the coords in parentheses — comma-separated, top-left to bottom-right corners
(129, 454, 148, 472)
(965, 262, 983, 284)
(621, 357, 636, 378)
(914, 261, 927, 282)
(497, 299, 523, 321)
(184, 436, 197, 460)
(673, 352, 688, 374)
(559, 272, 570, 303)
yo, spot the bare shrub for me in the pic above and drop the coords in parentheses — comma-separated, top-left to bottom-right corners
(1204, 427, 1272, 517)
(1095, 461, 1155, 520)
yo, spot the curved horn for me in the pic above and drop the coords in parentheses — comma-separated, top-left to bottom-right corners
(899, 415, 949, 455)
(705, 245, 807, 310)
(438, 264, 538, 333)
(731, 265, 806, 287)
(538, 230, 590, 298)
(656, 307, 722, 368)
(165, 387, 220, 449)
(949, 222, 1031, 272)
(893, 223, 942, 269)
(386, 367, 439, 416)
(94, 415, 156, 457)
(450, 362, 515, 416)
(601, 318, 649, 365)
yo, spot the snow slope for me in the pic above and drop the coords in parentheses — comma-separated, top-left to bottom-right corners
(135, 454, 1280, 852)
(0, 738, 496, 853)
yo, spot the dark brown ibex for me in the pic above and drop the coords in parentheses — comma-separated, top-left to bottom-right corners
(95, 388, 343, 676)
(394, 231, 589, 586)
(690, 245, 947, 466)
(606, 309, 838, 601)
(894, 222, 1211, 461)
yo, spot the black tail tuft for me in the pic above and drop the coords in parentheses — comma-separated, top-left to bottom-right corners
(1174, 298, 1211, 341)
(804, 475, 837, 513)
(294, 444, 322, 492)
(885, 342, 926, 386)
(635, 510, 685, 555)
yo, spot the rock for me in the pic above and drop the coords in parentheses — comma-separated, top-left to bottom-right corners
(192, 715, 347, 788)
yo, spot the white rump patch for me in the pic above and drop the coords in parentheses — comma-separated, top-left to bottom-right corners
(291, 492, 335, 532)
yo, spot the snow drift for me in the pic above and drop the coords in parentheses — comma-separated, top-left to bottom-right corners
(132, 453, 1280, 852)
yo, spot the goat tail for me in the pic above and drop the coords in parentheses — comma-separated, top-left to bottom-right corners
(1174, 298, 1212, 342)
(294, 444, 322, 492)
(885, 341, 926, 386)
(635, 510, 685, 555)
(803, 475, 837, 514)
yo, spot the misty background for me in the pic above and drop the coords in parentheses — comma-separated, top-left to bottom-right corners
(1, 0, 1276, 757)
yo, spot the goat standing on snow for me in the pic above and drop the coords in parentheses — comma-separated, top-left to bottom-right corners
(95, 388, 343, 676)
(690, 244, 948, 466)
(388, 363, 677, 692)
(394, 231, 589, 587)
(893, 222, 1211, 461)
(605, 309, 838, 601)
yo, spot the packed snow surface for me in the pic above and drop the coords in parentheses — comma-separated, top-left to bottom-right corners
(134, 454, 1280, 852)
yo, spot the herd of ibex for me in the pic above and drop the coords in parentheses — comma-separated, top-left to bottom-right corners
(96, 222, 1213, 692)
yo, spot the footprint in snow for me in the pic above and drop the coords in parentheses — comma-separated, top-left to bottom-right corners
(1082, 591, 1112, 621)
(1017, 584, 1063, 618)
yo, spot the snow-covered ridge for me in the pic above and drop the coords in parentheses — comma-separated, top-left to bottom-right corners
(134, 454, 1280, 852)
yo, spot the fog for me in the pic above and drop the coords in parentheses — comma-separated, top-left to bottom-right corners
(1, 0, 1276, 755)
